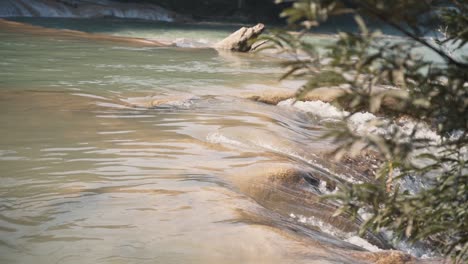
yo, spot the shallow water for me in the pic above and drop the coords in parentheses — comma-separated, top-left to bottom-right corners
(0, 18, 413, 264)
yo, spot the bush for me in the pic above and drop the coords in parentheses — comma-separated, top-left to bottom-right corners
(265, 0, 467, 262)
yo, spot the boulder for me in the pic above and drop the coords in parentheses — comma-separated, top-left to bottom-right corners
(214, 23, 265, 52)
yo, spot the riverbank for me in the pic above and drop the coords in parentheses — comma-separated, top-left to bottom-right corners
(0, 0, 286, 24)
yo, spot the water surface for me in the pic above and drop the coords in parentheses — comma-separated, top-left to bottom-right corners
(1, 18, 394, 264)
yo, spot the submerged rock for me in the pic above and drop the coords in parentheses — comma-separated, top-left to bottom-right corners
(214, 23, 265, 52)
(228, 163, 392, 250)
(246, 86, 350, 105)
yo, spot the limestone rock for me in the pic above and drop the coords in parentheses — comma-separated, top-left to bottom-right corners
(214, 23, 265, 52)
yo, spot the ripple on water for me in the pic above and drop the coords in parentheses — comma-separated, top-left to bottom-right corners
(0, 22, 428, 263)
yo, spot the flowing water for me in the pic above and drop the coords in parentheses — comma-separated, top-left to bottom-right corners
(0, 0, 178, 22)
(0, 17, 436, 264)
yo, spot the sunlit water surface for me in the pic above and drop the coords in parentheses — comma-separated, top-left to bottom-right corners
(0, 18, 423, 264)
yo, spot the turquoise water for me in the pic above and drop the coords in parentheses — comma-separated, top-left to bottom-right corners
(0, 18, 416, 264)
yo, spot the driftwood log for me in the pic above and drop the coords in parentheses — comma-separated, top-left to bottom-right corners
(214, 23, 265, 52)
(0, 18, 265, 52)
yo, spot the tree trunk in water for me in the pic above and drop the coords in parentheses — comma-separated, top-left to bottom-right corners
(214, 23, 265, 52)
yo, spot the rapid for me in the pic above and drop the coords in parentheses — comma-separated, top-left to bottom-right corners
(0, 12, 441, 264)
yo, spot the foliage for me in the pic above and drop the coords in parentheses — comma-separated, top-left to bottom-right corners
(118, 0, 283, 22)
(266, 0, 468, 262)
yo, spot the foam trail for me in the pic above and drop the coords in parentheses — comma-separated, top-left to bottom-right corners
(290, 213, 382, 252)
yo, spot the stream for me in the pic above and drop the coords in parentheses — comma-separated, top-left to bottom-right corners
(0, 16, 439, 264)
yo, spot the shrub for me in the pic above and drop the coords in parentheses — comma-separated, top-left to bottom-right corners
(264, 0, 467, 262)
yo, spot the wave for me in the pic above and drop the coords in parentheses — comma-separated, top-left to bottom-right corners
(278, 98, 440, 141)
(0, 0, 179, 22)
(290, 213, 383, 252)
(122, 95, 200, 109)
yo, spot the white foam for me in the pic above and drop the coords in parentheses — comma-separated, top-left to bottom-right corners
(290, 213, 382, 252)
(318, 180, 337, 194)
(348, 112, 386, 136)
(173, 38, 212, 48)
(206, 132, 247, 148)
(277, 98, 442, 144)
(163, 97, 199, 108)
(278, 99, 346, 120)
(123, 95, 199, 109)
(278, 99, 385, 136)
(290, 213, 347, 238)
(396, 121, 440, 143)
(382, 231, 436, 258)
(344, 236, 382, 252)
(72, 93, 109, 100)
(95, 102, 133, 109)
(98, 130, 135, 135)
